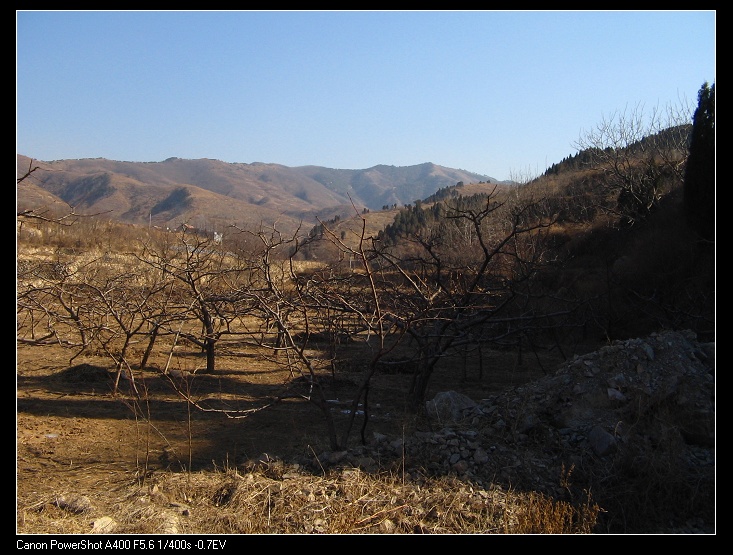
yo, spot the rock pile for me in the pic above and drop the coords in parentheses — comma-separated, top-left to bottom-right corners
(304, 329, 715, 533)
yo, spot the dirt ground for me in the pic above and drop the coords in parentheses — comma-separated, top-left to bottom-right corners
(17, 330, 716, 534)
(17, 338, 556, 528)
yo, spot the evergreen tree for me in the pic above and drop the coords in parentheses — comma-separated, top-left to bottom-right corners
(684, 82, 715, 241)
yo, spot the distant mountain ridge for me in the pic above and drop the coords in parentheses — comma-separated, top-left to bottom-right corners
(16, 155, 496, 233)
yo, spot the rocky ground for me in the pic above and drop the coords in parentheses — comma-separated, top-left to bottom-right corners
(288, 329, 716, 533)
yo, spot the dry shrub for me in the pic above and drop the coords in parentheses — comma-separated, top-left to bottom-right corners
(589, 398, 715, 533)
(511, 490, 600, 535)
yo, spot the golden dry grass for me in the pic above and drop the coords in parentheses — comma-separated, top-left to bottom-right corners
(18, 465, 599, 535)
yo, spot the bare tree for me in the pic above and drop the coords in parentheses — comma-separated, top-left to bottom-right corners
(573, 100, 692, 226)
(216, 219, 395, 450)
(368, 187, 569, 408)
(134, 228, 252, 375)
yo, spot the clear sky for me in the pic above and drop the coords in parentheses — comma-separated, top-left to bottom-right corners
(16, 10, 715, 182)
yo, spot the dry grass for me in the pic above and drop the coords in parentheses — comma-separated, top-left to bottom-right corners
(18, 465, 599, 535)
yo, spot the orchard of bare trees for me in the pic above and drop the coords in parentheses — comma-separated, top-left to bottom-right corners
(17, 83, 716, 457)
(18, 172, 581, 453)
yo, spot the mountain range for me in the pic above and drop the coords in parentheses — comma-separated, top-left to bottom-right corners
(16, 155, 497, 234)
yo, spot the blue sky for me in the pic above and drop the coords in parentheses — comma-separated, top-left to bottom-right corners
(16, 10, 715, 182)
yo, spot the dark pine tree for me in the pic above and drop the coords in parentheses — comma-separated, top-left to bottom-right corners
(684, 82, 715, 242)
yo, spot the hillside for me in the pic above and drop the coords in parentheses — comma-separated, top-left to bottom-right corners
(16, 155, 494, 234)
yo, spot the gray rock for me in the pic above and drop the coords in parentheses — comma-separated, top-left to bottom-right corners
(425, 390, 477, 424)
(589, 425, 617, 456)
